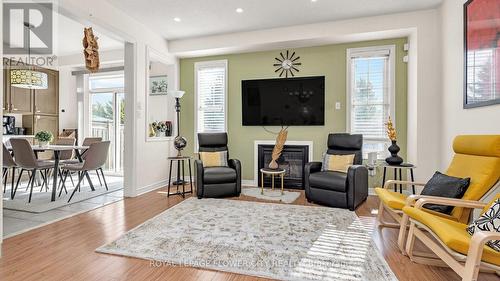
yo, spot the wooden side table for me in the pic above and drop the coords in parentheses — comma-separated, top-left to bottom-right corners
(260, 168, 286, 195)
(381, 163, 417, 194)
(167, 156, 193, 198)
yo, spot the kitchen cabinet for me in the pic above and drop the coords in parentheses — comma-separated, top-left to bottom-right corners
(34, 68, 59, 115)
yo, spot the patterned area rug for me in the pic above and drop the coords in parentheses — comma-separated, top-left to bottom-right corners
(97, 198, 397, 281)
(241, 187, 301, 203)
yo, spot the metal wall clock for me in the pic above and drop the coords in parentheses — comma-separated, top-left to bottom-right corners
(274, 50, 301, 78)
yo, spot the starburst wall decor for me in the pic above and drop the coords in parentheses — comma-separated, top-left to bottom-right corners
(273, 50, 301, 78)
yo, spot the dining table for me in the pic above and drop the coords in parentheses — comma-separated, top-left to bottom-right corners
(7, 145, 90, 202)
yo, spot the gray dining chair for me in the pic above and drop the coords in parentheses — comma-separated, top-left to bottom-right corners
(3, 144, 18, 198)
(62, 137, 104, 186)
(10, 138, 55, 203)
(49, 137, 77, 191)
(62, 141, 110, 202)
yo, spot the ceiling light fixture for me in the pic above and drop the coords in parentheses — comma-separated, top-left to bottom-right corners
(174, 17, 181, 22)
(311, 0, 318, 2)
(236, 8, 244, 13)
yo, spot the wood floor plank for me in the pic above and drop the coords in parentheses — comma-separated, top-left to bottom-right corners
(0, 188, 497, 281)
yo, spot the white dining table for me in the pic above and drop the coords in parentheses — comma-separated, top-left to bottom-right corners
(7, 145, 90, 202)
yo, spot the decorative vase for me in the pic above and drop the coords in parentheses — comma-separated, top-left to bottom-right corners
(385, 140, 403, 165)
(155, 131, 162, 137)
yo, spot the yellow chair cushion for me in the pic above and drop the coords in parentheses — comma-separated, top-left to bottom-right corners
(453, 135, 500, 158)
(375, 188, 408, 210)
(403, 206, 500, 266)
(446, 153, 500, 222)
(375, 188, 459, 221)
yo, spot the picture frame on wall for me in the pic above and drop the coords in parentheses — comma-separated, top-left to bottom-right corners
(149, 75, 168, 95)
(463, 0, 500, 108)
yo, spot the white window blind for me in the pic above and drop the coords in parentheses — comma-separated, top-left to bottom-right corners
(347, 46, 395, 158)
(195, 60, 227, 135)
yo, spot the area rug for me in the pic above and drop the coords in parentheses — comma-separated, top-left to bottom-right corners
(241, 187, 301, 203)
(97, 198, 397, 281)
(3, 175, 123, 213)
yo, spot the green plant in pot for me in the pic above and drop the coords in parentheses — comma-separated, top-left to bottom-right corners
(35, 130, 53, 147)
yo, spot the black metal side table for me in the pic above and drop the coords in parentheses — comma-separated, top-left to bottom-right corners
(381, 163, 417, 194)
(167, 156, 193, 198)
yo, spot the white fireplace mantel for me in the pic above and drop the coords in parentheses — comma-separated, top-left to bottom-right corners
(252, 140, 314, 186)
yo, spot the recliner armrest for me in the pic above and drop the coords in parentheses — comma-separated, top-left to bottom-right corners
(228, 159, 242, 194)
(346, 165, 368, 210)
(304, 162, 322, 197)
(305, 161, 322, 174)
(195, 159, 204, 198)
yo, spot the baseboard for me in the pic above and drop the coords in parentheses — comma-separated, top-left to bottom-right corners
(135, 179, 169, 196)
(242, 180, 256, 187)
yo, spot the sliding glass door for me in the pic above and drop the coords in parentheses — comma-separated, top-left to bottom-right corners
(89, 74, 125, 175)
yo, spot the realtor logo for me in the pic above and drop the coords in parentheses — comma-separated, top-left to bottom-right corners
(3, 2, 53, 55)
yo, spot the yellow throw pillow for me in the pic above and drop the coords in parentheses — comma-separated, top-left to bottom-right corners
(323, 154, 355, 173)
(199, 151, 228, 167)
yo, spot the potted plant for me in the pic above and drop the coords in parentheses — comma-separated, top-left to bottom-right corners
(35, 130, 53, 147)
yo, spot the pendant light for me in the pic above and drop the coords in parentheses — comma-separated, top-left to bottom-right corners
(10, 22, 48, 90)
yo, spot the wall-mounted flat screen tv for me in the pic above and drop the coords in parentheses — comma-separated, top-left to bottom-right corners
(242, 76, 325, 126)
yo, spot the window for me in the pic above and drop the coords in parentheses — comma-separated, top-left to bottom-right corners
(195, 60, 227, 150)
(347, 46, 395, 159)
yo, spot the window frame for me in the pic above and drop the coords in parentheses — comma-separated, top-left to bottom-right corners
(346, 45, 396, 158)
(194, 60, 228, 152)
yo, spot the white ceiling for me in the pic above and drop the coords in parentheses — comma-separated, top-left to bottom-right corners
(56, 14, 123, 56)
(106, 0, 442, 40)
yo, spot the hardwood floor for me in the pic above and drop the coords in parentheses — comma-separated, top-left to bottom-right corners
(0, 188, 497, 281)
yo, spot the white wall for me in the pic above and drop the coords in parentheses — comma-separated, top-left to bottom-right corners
(58, 66, 78, 132)
(440, 0, 500, 168)
(170, 9, 443, 182)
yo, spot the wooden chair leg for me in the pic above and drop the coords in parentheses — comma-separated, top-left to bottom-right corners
(28, 169, 37, 203)
(405, 222, 417, 260)
(398, 213, 410, 255)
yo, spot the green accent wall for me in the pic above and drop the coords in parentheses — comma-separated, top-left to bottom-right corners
(180, 38, 408, 183)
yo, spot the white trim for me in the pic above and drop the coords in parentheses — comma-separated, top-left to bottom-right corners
(253, 140, 314, 186)
(194, 59, 228, 152)
(135, 179, 169, 196)
(346, 45, 396, 158)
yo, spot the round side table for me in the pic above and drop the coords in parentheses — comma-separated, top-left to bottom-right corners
(260, 168, 286, 195)
(381, 163, 417, 194)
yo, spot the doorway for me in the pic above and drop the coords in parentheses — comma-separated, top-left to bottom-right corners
(89, 73, 125, 175)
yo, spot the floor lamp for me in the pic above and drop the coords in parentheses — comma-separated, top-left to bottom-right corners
(169, 90, 187, 185)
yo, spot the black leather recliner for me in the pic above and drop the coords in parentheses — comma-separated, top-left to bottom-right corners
(305, 133, 368, 210)
(195, 133, 241, 198)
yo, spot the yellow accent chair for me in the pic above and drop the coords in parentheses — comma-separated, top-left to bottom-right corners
(402, 194, 500, 281)
(375, 135, 500, 251)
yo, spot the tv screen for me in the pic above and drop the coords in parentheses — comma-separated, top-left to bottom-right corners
(242, 76, 325, 126)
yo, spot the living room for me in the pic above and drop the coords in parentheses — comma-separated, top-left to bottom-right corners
(0, 0, 499, 281)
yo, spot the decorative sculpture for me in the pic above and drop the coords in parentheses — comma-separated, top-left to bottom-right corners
(268, 127, 288, 169)
(83, 27, 100, 73)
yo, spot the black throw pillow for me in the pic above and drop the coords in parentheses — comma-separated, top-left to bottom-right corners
(420, 171, 471, 214)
